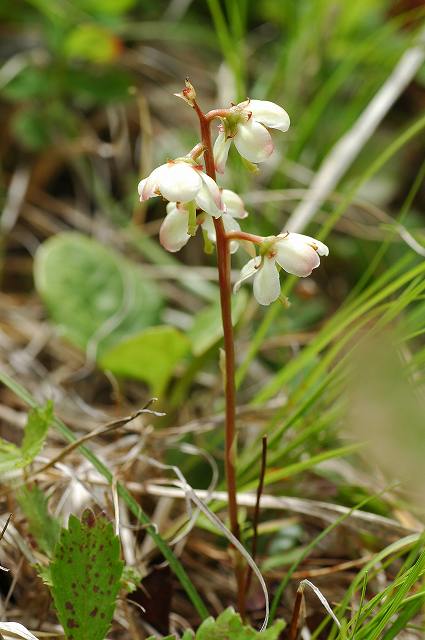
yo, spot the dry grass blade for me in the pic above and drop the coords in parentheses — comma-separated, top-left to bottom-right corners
(27, 404, 164, 480)
(0, 514, 12, 572)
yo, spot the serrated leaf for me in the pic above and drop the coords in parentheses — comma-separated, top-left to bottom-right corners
(21, 401, 53, 465)
(188, 291, 247, 356)
(34, 232, 162, 356)
(100, 325, 189, 395)
(17, 485, 60, 556)
(50, 508, 124, 640)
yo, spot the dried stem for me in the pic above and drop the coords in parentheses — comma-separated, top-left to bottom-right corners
(288, 586, 304, 640)
(193, 99, 245, 612)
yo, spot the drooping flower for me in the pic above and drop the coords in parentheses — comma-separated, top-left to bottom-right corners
(138, 159, 224, 217)
(159, 202, 193, 252)
(159, 190, 249, 254)
(214, 99, 290, 173)
(234, 232, 329, 305)
(202, 189, 248, 254)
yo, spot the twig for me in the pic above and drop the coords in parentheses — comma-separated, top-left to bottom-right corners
(140, 485, 417, 537)
(27, 404, 164, 481)
(286, 26, 425, 233)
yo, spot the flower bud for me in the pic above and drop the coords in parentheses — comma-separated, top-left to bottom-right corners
(174, 78, 197, 107)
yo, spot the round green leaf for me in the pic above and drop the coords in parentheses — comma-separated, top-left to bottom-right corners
(100, 325, 190, 395)
(34, 232, 162, 355)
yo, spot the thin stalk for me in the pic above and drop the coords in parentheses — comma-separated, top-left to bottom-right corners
(193, 99, 245, 612)
(226, 230, 263, 244)
(205, 108, 234, 121)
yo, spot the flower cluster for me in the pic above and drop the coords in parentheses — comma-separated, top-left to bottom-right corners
(138, 96, 328, 305)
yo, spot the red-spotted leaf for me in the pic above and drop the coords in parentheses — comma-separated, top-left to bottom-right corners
(50, 509, 123, 640)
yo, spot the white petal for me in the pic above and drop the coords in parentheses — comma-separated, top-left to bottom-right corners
(275, 234, 321, 277)
(222, 214, 241, 254)
(233, 256, 261, 293)
(213, 131, 232, 174)
(139, 166, 162, 200)
(253, 256, 281, 305)
(234, 119, 274, 163)
(157, 162, 202, 202)
(138, 177, 147, 197)
(159, 202, 191, 252)
(196, 173, 224, 217)
(221, 189, 248, 219)
(283, 232, 329, 256)
(202, 214, 216, 243)
(203, 213, 241, 253)
(248, 99, 290, 132)
(0, 622, 39, 640)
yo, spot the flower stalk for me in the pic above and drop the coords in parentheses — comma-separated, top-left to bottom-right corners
(193, 98, 244, 607)
(137, 81, 328, 619)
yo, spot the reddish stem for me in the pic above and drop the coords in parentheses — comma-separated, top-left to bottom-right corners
(226, 230, 263, 245)
(193, 99, 245, 611)
(205, 107, 234, 122)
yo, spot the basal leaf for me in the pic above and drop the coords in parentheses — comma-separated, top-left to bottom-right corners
(99, 325, 189, 395)
(34, 232, 162, 356)
(50, 509, 124, 640)
(196, 608, 285, 639)
(146, 609, 285, 639)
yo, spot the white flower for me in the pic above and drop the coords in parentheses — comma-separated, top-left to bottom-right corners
(202, 189, 248, 254)
(234, 232, 329, 305)
(138, 160, 224, 217)
(214, 99, 290, 173)
(159, 202, 192, 252)
(159, 190, 249, 254)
